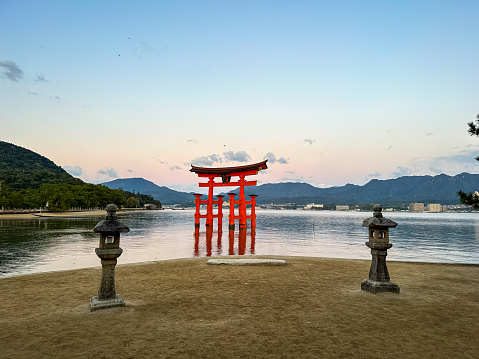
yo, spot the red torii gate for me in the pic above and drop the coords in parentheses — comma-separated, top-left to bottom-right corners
(190, 160, 268, 230)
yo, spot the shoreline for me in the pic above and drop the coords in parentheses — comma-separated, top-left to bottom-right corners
(0, 209, 137, 220)
(2, 208, 478, 220)
(2, 255, 479, 280)
(0, 256, 477, 358)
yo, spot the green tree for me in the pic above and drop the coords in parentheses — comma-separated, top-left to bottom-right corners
(0, 181, 10, 209)
(457, 114, 479, 209)
(0, 177, 134, 211)
(125, 196, 140, 208)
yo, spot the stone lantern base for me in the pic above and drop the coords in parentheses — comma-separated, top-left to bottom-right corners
(90, 294, 125, 311)
(361, 241, 400, 294)
(361, 279, 400, 294)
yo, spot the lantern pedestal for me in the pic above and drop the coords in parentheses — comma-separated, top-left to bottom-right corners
(91, 249, 126, 311)
(361, 242, 400, 294)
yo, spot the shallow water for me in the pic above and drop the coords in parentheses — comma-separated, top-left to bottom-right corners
(1, 209, 478, 277)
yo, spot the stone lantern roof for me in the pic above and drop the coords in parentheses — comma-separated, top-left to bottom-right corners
(93, 204, 130, 233)
(362, 204, 397, 228)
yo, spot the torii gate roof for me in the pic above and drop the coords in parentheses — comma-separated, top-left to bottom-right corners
(190, 159, 268, 176)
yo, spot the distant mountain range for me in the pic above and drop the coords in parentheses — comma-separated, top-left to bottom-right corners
(2, 139, 476, 207)
(101, 173, 479, 206)
(232, 173, 479, 205)
(101, 178, 195, 205)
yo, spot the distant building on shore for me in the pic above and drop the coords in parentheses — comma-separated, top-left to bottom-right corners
(304, 203, 324, 210)
(144, 204, 159, 210)
(409, 203, 425, 212)
(427, 203, 442, 213)
(336, 205, 349, 211)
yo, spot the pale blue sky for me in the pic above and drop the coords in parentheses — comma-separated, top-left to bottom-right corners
(1, 0, 478, 192)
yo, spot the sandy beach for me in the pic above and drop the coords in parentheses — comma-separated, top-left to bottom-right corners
(0, 256, 477, 358)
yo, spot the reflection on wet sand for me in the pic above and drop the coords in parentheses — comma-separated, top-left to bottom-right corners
(194, 227, 255, 257)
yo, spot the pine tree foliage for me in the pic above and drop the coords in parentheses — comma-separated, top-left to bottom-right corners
(458, 114, 479, 209)
(457, 190, 479, 209)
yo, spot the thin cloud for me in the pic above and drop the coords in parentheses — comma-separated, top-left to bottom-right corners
(279, 174, 314, 183)
(34, 74, 48, 83)
(0, 60, 24, 82)
(63, 165, 83, 176)
(429, 167, 443, 174)
(154, 158, 168, 165)
(190, 154, 222, 167)
(27, 91, 40, 95)
(223, 150, 251, 163)
(134, 41, 159, 58)
(416, 152, 479, 172)
(264, 152, 289, 164)
(376, 150, 479, 181)
(98, 168, 118, 178)
(366, 171, 381, 179)
(392, 166, 413, 177)
(154, 157, 183, 171)
(127, 39, 167, 59)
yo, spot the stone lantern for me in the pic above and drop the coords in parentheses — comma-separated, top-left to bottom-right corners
(90, 204, 130, 311)
(361, 204, 400, 294)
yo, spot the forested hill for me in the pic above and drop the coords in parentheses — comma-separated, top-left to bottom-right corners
(1, 140, 65, 172)
(0, 140, 82, 190)
(0, 140, 160, 211)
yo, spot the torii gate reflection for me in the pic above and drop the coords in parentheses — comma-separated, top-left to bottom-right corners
(190, 160, 267, 256)
(194, 226, 256, 257)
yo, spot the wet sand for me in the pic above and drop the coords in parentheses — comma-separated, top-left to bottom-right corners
(0, 256, 477, 358)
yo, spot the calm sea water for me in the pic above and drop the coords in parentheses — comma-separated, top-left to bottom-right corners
(1, 209, 478, 277)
